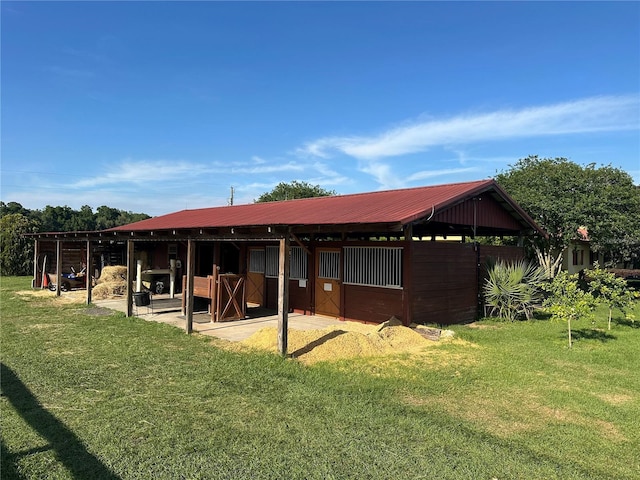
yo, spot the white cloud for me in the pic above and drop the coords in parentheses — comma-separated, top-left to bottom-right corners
(406, 167, 480, 182)
(300, 95, 640, 160)
(231, 162, 303, 174)
(71, 160, 204, 188)
(71, 158, 304, 189)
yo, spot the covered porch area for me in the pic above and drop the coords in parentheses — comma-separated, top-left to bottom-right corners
(93, 293, 339, 342)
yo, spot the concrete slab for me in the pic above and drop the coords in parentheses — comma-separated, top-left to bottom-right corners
(94, 294, 341, 342)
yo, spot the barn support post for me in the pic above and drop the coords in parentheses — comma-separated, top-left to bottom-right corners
(169, 259, 176, 298)
(126, 239, 134, 317)
(85, 239, 92, 305)
(277, 233, 290, 356)
(185, 238, 195, 334)
(32, 239, 39, 288)
(402, 224, 413, 326)
(55, 240, 62, 297)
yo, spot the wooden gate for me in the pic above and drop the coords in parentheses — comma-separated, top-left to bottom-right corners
(182, 272, 247, 322)
(215, 274, 246, 322)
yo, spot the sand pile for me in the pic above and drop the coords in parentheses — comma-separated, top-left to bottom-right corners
(241, 318, 453, 364)
(92, 266, 128, 299)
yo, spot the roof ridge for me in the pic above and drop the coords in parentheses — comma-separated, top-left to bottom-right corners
(232, 178, 496, 207)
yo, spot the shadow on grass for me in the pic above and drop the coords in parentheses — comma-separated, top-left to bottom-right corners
(0, 363, 120, 480)
(571, 328, 616, 343)
(1, 437, 24, 480)
(290, 330, 346, 358)
(616, 318, 639, 329)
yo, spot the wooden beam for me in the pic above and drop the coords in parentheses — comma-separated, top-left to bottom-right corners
(55, 240, 62, 297)
(126, 240, 134, 317)
(402, 231, 413, 327)
(32, 239, 39, 289)
(277, 234, 291, 356)
(290, 232, 311, 256)
(185, 238, 195, 334)
(86, 240, 92, 305)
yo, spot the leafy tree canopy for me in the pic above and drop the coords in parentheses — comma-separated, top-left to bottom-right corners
(0, 202, 150, 233)
(0, 213, 38, 276)
(255, 181, 336, 203)
(496, 156, 640, 268)
(0, 202, 151, 276)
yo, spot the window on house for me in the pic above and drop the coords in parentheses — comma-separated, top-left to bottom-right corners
(343, 246, 403, 289)
(572, 249, 579, 266)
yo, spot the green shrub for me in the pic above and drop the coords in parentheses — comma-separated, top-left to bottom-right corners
(483, 259, 546, 321)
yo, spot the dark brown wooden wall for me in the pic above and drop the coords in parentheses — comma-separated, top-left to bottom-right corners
(266, 277, 311, 313)
(343, 284, 403, 323)
(410, 242, 478, 325)
(409, 242, 526, 325)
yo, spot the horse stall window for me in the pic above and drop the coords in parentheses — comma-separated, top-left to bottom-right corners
(289, 246, 308, 280)
(343, 246, 403, 289)
(318, 250, 340, 279)
(265, 246, 279, 278)
(265, 245, 307, 279)
(249, 248, 265, 273)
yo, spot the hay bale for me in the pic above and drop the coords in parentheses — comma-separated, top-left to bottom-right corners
(92, 282, 127, 299)
(92, 266, 128, 299)
(97, 266, 127, 284)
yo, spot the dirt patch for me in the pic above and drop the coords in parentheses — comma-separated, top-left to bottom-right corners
(466, 322, 501, 329)
(239, 320, 455, 365)
(15, 289, 86, 305)
(84, 306, 115, 316)
(424, 391, 629, 441)
(596, 393, 634, 405)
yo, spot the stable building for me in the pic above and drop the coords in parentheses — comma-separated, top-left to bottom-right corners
(31, 179, 545, 354)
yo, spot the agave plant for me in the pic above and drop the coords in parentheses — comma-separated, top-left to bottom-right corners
(483, 259, 547, 321)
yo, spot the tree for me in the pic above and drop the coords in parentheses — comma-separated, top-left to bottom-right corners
(0, 203, 150, 276)
(542, 271, 596, 348)
(0, 213, 37, 276)
(0, 201, 30, 217)
(587, 263, 639, 330)
(95, 205, 122, 230)
(496, 156, 640, 274)
(255, 181, 336, 203)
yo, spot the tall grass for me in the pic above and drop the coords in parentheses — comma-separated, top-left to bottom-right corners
(2, 277, 639, 479)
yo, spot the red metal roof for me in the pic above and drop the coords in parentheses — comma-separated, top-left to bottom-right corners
(109, 179, 537, 232)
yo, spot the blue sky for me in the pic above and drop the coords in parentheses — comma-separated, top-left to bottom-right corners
(2, 1, 639, 217)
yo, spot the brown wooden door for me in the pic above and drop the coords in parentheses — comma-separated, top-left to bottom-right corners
(246, 272, 264, 306)
(315, 248, 341, 318)
(246, 248, 265, 306)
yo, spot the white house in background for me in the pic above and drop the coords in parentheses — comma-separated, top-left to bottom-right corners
(561, 226, 602, 274)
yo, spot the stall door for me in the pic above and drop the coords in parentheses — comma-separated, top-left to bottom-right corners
(315, 248, 341, 318)
(246, 248, 265, 306)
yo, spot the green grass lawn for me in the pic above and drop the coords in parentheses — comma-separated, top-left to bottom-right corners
(2, 276, 639, 480)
